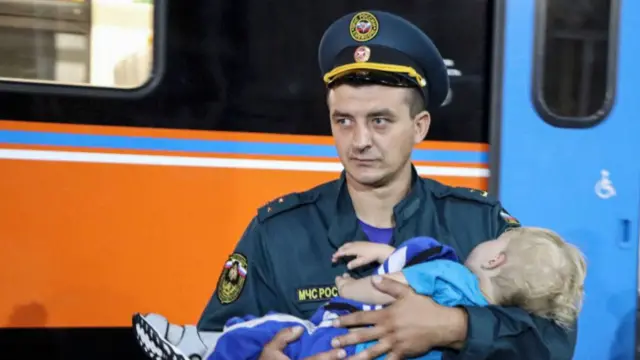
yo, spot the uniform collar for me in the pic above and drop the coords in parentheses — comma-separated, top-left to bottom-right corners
(327, 165, 425, 249)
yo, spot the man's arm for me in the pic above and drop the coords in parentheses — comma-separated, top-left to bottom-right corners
(328, 272, 576, 360)
(443, 305, 577, 360)
(197, 217, 279, 331)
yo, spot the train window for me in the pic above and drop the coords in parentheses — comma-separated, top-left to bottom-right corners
(533, 0, 619, 127)
(0, 0, 491, 144)
(0, 0, 154, 89)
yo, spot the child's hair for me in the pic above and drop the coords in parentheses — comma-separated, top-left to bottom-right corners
(490, 227, 586, 329)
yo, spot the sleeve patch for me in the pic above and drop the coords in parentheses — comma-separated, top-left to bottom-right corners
(217, 253, 248, 304)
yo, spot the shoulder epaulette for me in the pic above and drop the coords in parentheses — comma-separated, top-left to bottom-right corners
(257, 190, 320, 223)
(433, 186, 498, 205)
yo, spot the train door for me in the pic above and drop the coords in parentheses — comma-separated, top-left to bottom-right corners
(492, 0, 639, 359)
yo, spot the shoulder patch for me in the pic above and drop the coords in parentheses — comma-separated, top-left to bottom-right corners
(257, 191, 320, 223)
(499, 208, 520, 226)
(434, 186, 497, 205)
(217, 253, 248, 304)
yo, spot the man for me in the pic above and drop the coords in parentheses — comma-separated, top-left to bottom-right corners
(133, 10, 577, 360)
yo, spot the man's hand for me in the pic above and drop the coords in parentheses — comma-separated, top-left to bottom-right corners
(259, 326, 348, 360)
(330, 276, 469, 360)
(259, 326, 304, 360)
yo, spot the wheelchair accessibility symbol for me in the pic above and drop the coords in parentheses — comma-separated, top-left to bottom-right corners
(595, 169, 616, 199)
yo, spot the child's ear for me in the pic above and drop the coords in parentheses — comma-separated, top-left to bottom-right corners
(483, 252, 507, 270)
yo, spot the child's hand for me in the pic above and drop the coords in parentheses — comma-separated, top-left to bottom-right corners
(335, 273, 355, 297)
(331, 241, 395, 270)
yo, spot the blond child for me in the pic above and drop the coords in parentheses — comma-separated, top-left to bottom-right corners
(333, 226, 586, 330)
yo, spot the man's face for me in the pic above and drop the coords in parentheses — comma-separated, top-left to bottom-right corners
(327, 84, 429, 187)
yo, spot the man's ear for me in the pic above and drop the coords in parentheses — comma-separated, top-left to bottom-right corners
(482, 252, 507, 270)
(413, 111, 431, 144)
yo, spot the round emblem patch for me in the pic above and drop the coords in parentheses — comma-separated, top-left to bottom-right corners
(217, 253, 248, 304)
(349, 12, 379, 42)
(354, 46, 371, 62)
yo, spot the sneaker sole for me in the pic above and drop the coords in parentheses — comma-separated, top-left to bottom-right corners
(133, 313, 199, 360)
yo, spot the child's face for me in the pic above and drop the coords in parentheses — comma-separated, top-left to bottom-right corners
(464, 234, 510, 275)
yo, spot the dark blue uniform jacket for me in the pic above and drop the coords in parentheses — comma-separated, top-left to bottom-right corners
(198, 168, 577, 359)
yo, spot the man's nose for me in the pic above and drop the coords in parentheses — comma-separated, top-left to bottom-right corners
(352, 122, 372, 150)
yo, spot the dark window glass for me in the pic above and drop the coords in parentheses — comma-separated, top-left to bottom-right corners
(534, 0, 617, 124)
(209, 0, 491, 142)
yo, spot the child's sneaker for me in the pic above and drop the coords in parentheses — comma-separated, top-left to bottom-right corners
(132, 313, 208, 360)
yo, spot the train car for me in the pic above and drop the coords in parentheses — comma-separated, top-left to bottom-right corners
(0, 0, 635, 359)
(495, 0, 639, 359)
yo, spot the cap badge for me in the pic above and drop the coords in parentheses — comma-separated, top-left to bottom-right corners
(349, 12, 379, 42)
(353, 46, 371, 62)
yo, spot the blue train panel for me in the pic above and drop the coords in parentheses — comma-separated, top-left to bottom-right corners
(496, 0, 640, 359)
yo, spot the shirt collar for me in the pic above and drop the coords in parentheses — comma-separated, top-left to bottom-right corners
(327, 165, 425, 248)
